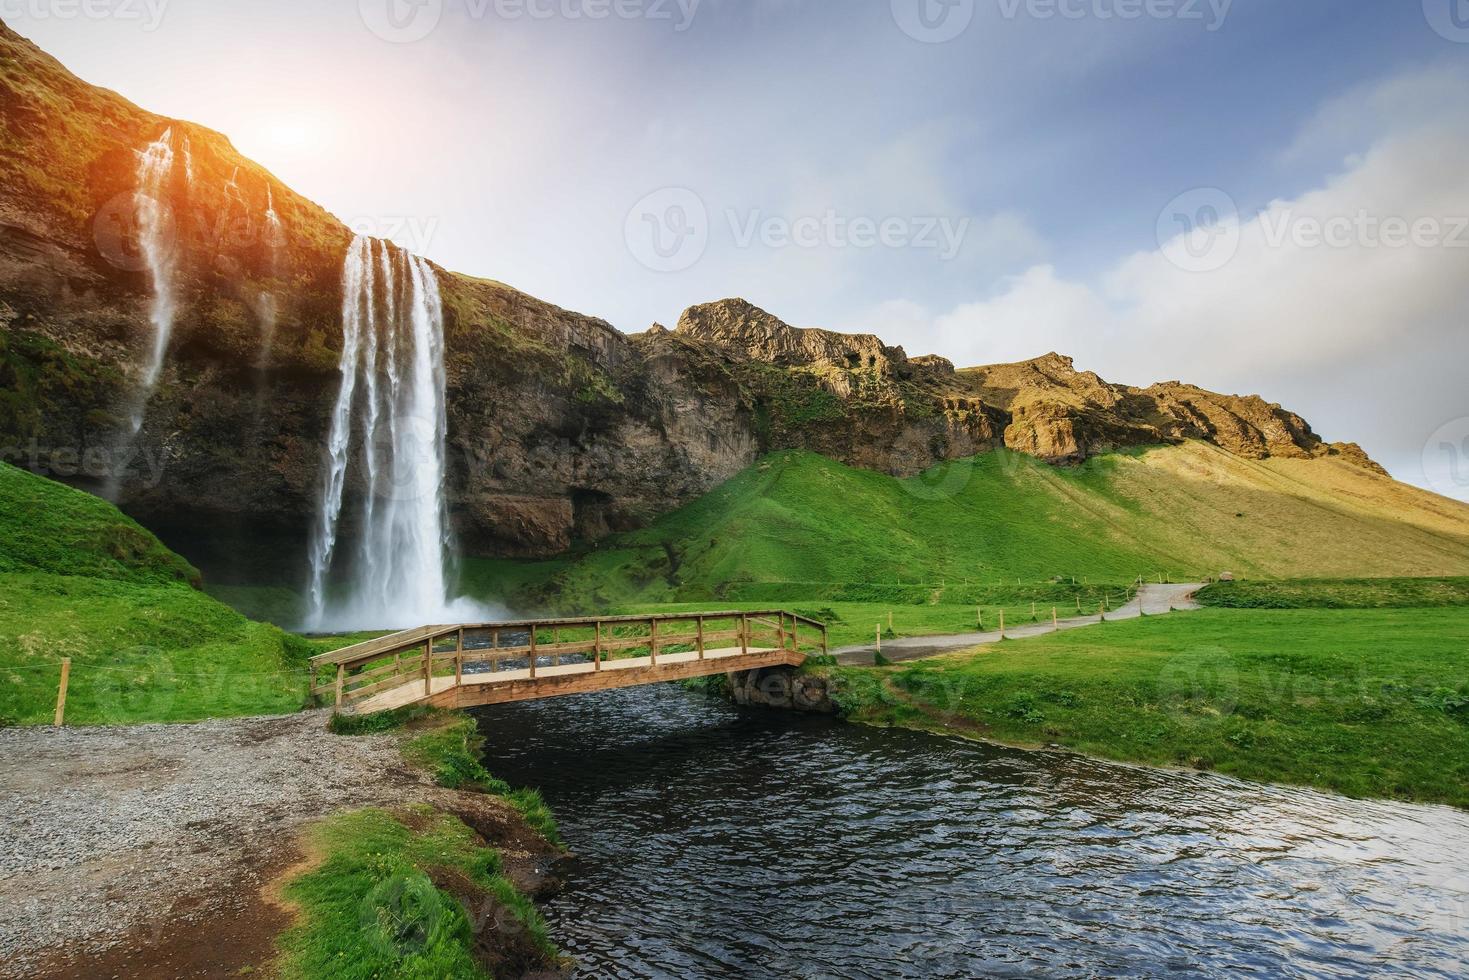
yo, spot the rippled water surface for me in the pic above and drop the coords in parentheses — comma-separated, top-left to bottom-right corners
(474, 688, 1469, 979)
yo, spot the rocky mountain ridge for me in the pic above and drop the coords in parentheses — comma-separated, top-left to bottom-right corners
(0, 20, 1384, 580)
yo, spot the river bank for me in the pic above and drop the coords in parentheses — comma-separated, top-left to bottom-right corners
(814, 605, 1469, 808)
(0, 710, 563, 979)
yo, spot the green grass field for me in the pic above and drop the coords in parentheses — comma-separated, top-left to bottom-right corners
(0, 463, 317, 725)
(830, 607, 1469, 807)
(274, 807, 557, 980)
(1198, 577, 1469, 608)
(460, 444, 1469, 615)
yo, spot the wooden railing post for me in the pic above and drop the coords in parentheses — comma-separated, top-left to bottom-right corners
(492, 628, 500, 673)
(456, 628, 464, 685)
(529, 627, 538, 678)
(335, 664, 345, 710)
(696, 615, 705, 660)
(821, 623, 829, 656)
(776, 613, 786, 653)
(790, 614, 798, 654)
(423, 642, 432, 696)
(53, 658, 71, 727)
(740, 614, 749, 656)
(649, 618, 659, 666)
(594, 621, 603, 671)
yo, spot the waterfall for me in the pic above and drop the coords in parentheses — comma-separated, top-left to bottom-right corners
(256, 186, 284, 368)
(106, 128, 180, 500)
(304, 235, 479, 632)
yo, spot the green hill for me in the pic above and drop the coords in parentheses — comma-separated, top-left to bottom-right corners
(0, 464, 310, 725)
(466, 442, 1469, 611)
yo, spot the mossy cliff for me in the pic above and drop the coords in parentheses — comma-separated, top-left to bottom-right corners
(0, 19, 1391, 584)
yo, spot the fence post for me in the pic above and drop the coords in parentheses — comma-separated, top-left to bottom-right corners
(594, 621, 603, 671)
(1052, 607, 1059, 631)
(335, 664, 345, 710)
(529, 627, 538, 678)
(790, 615, 799, 655)
(696, 615, 706, 660)
(999, 609, 1005, 639)
(53, 658, 71, 727)
(821, 623, 829, 657)
(649, 618, 659, 666)
(456, 629, 464, 686)
(1099, 602, 1106, 623)
(740, 614, 749, 656)
(423, 643, 432, 696)
(876, 624, 882, 656)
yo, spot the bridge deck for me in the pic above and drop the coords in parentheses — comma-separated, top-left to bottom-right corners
(354, 645, 791, 714)
(311, 610, 826, 716)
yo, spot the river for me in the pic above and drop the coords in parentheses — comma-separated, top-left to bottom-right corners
(474, 686, 1469, 979)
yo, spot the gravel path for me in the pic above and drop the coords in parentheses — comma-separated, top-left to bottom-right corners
(832, 583, 1204, 665)
(0, 710, 447, 977)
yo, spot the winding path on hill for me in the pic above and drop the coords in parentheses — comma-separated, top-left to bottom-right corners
(831, 583, 1205, 666)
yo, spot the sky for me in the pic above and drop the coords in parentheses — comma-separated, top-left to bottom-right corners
(8, 0, 1469, 500)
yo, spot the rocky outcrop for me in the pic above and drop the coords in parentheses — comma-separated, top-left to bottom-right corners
(0, 20, 1385, 581)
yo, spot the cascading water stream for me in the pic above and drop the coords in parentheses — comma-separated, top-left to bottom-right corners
(304, 235, 480, 631)
(106, 128, 182, 499)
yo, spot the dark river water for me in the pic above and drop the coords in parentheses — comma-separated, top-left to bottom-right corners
(473, 687, 1469, 979)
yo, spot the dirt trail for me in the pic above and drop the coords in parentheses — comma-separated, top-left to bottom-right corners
(0, 711, 479, 978)
(831, 583, 1204, 666)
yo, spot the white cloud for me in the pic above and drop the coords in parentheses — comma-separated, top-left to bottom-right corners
(871, 66, 1469, 489)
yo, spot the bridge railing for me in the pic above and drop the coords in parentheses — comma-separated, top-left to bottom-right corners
(309, 610, 827, 711)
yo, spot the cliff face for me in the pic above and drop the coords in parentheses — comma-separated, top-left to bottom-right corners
(0, 21, 1384, 579)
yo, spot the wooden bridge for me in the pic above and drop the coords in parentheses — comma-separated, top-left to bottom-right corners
(309, 611, 826, 716)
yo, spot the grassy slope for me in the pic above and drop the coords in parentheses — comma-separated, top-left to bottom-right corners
(0, 463, 312, 724)
(463, 442, 1469, 614)
(831, 605, 1469, 808)
(1199, 577, 1469, 608)
(275, 807, 557, 980)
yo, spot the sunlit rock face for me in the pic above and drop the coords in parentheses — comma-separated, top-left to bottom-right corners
(0, 20, 1382, 583)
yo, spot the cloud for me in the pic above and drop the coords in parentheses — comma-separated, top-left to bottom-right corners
(866, 65, 1469, 491)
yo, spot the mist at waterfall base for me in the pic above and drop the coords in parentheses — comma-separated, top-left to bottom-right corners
(303, 236, 492, 633)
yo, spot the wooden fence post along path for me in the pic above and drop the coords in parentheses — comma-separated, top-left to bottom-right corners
(309, 610, 825, 716)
